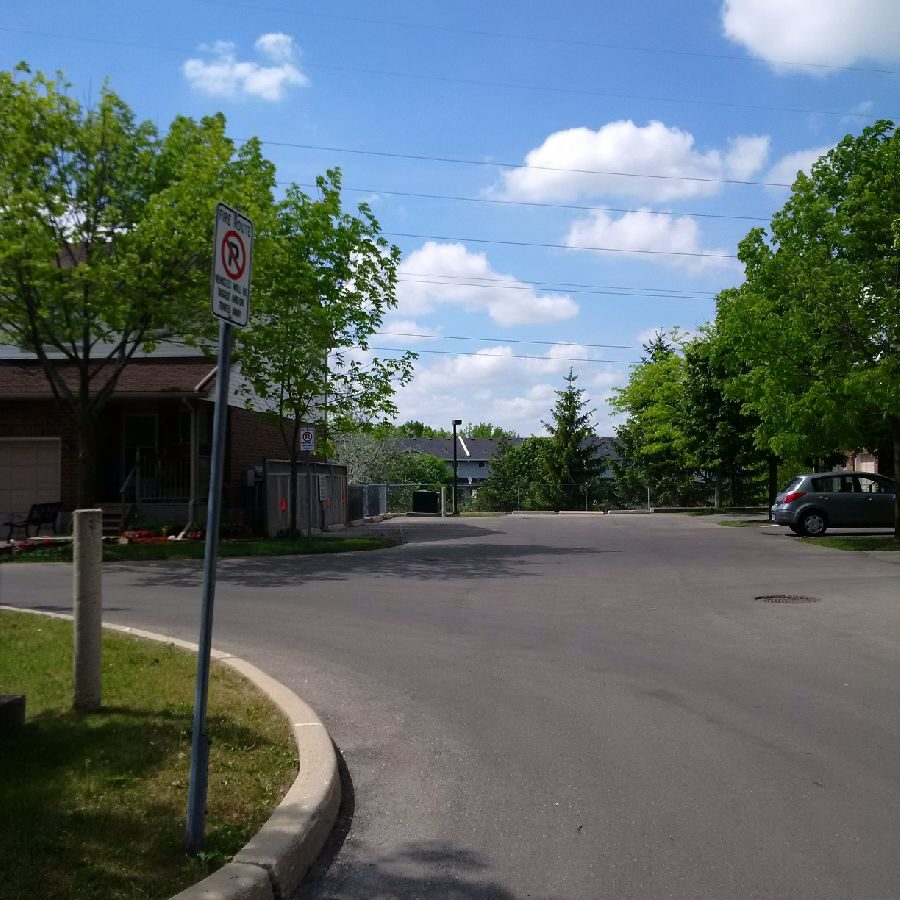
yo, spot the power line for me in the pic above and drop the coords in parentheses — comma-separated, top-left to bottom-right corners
(396, 274, 718, 301)
(387, 231, 739, 260)
(288, 61, 886, 121)
(262, 139, 793, 189)
(396, 270, 719, 296)
(292, 182, 772, 223)
(183, 0, 900, 76)
(369, 346, 637, 364)
(375, 332, 635, 349)
(5, 26, 890, 122)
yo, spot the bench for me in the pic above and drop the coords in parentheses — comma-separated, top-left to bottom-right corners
(3, 502, 63, 541)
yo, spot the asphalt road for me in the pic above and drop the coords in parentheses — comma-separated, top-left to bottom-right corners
(3, 515, 899, 900)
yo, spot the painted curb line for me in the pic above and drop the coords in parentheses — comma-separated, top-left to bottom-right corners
(0, 606, 341, 900)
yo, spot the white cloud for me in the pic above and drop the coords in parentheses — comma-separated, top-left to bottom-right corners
(389, 351, 630, 436)
(495, 121, 770, 203)
(766, 145, 833, 190)
(377, 320, 440, 345)
(183, 34, 308, 101)
(564, 209, 739, 275)
(398, 242, 579, 326)
(722, 0, 900, 70)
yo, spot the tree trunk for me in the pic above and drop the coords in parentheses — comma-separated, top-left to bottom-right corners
(76, 409, 99, 509)
(767, 454, 778, 521)
(289, 451, 299, 539)
(714, 464, 723, 509)
(892, 418, 900, 540)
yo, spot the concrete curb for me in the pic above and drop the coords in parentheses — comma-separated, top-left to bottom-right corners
(0, 606, 340, 900)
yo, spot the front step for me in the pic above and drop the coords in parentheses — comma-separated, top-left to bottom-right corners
(100, 504, 133, 536)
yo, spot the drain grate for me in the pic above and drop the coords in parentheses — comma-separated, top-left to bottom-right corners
(755, 594, 819, 604)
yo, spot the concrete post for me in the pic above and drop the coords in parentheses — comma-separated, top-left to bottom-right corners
(73, 508, 102, 711)
(441, 486, 447, 517)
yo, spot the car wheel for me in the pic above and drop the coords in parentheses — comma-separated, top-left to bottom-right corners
(799, 510, 828, 537)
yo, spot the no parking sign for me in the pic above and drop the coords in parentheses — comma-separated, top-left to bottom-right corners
(211, 202, 253, 327)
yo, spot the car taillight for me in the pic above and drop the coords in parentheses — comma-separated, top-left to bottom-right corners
(783, 491, 806, 503)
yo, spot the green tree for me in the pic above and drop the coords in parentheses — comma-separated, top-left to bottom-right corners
(611, 339, 698, 506)
(475, 436, 548, 511)
(371, 420, 451, 439)
(238, 170, 415, 535)
(383, 452, 451, 485)
(542, 369, 603, 509)
(682, 331, 764, 507)
(714, 121, 900, 534)
(0, 64, 276, 505)
(463, 422, 517, 439)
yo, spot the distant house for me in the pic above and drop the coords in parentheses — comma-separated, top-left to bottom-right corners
(395, 436, 523, 484)
(395, 434, 620, 484)
(0, 343, 325, 531)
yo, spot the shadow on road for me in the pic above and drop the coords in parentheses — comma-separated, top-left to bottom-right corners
(121, 542, 618, 590)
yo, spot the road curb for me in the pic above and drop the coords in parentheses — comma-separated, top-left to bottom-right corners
(0, 606, 340, 900)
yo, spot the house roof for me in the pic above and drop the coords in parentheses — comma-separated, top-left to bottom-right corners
(395, 437, 524, 461)
(0, 357, 218, 399)
(396, 434, 620, 464)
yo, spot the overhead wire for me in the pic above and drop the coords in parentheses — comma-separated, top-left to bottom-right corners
(374, 332, 636, 349)
(183, 0, 900, 76)
(2, 26, 891, 122)
(367, 346, 637, 364)
(291, 182, 772, 223)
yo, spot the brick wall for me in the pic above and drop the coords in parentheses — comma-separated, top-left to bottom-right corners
(0, 399, 80, 510)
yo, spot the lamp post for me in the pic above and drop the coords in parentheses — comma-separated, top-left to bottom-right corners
(452, 419, 462, 515)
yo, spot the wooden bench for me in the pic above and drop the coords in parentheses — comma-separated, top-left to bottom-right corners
(3, 502, 63, 541)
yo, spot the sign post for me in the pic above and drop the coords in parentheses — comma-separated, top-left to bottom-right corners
(186, 203, 253, 852)
(300, 427, 315, 540)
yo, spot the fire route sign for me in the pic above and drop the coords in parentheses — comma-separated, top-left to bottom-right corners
(211, 202, 253, 327)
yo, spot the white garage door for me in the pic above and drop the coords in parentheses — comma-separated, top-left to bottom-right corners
(0, 438, 61, 532)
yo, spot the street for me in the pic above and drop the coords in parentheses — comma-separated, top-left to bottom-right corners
(2, 515, 899, 900)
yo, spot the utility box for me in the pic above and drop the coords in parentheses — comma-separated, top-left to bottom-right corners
(412, 490, 440, 515)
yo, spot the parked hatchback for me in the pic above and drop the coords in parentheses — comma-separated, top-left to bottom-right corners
(771, 471, 896, 536)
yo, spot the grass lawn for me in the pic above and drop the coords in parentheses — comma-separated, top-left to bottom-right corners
(0, 610, 297, 900)
(0, 534, 397, 564)
(719, 518, 773, 527)
(799, 534, 900, 551)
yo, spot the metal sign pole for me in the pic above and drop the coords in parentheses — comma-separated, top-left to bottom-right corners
(186, 317, 232, 851)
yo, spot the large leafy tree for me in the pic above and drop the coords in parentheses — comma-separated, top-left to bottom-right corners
(463, 422, 518, 439)
(475, 436, 548, 511)
(714, 120, 900, 534)
(542, 369, 603, 510)
(238, 170, 415, 534)
(611, 336, 698, 506)
(0, 64, 276, 505)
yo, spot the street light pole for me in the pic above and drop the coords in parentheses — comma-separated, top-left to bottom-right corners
(452, 419, 462, 515)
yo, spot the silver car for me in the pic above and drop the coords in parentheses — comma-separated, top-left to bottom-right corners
(771, 470, 897, 536)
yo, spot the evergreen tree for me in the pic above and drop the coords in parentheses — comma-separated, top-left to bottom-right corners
(542, 370, 603, 509)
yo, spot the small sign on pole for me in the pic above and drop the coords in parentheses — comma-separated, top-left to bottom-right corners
(187, 202, 254, 852)
(211, 202, 254, 327)
(300, 427, 316, 454)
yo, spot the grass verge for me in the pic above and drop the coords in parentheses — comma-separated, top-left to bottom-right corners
(0, 610, 297, 900)
(719, 518, 773, 527)
(1, 535, 398, 564)
(799, 535, 900, 551)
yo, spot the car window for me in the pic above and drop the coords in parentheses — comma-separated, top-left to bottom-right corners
(812, 475, 842, 492)
(783, 477, 804, 492)
(856, 475, 883, 494)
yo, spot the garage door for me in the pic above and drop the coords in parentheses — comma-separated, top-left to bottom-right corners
(0, 438, 61, 531)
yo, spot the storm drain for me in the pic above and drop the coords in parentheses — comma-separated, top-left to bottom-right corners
(755, 594, 819, 604)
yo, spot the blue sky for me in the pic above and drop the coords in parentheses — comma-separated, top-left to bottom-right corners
(3, 1, 899, 435)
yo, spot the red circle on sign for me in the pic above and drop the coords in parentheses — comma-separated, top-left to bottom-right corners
(221, 230, 246, 280)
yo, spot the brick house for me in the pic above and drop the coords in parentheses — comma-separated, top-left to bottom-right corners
(0, 344, 316, 532)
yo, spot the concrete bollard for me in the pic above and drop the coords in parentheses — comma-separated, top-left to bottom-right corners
(441, 486, 448, 517)
(73, 508, 102, 711)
